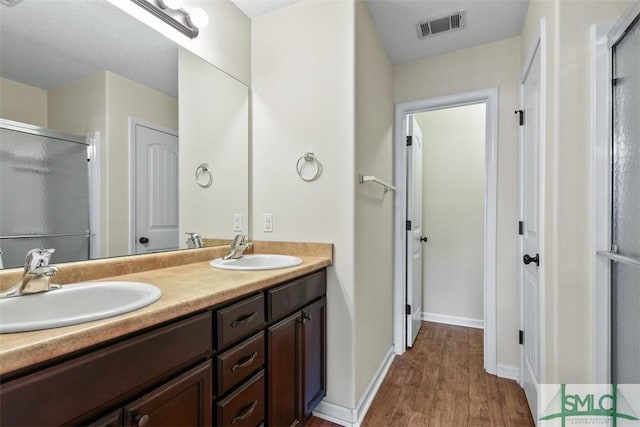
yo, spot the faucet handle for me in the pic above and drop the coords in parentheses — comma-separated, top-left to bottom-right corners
(24, 248, 56, 271)
(231, 234, 246, 249)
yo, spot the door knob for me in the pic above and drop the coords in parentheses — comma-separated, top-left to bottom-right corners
(420, 236, 428, 243)
(523, 253, 539, 266)
(139, 237, 149, 244)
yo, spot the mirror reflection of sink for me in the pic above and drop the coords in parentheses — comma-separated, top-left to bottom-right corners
(0, 282, 162, 334)
(210, 254, 303, 271)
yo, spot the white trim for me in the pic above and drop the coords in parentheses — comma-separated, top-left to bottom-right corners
(393, 87, 499, 377)
(421, 312, 484, 329)
(313, 347, 395, 427)
(88, 131, 101, 259)
(592, 22, 614, 386)
(128, 118, 179, 254)
(497, 364, 521, 381)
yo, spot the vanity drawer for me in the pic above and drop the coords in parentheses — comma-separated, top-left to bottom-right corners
(216, 370, 265, 427)
(217, 293, 265, 349)
(267, 269, 326, 321)
(217, 331, 265, 396)
(0, 312, 212, 426)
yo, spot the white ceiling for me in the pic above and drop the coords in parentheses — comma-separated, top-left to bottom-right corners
(0, 0, 178, 96)
(231, 0, 530, 64)
(230, 0, 302, 18)
(365, 0, 530, 64)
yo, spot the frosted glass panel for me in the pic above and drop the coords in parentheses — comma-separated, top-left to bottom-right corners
(611, 262, 640, 384)
(0, 236, 89, 270)
(611, 16, 640, 385)
(612, 18, 640, 259)
(0, 126, 89, 268)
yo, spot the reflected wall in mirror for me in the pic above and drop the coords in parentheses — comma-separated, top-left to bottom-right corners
(0, 0, 249, 269)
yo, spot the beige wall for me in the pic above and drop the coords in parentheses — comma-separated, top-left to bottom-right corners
(178, 48, 249, 244)
(395, 36, 522, 369)
(105, 71, 178, 257)
(252, 0, 357, 408)
(416, 104, 486, 322)
(107, 0, 251, 85)
(0, 77, 48, 127)
(521, 0, 632, 383)
(354, 0, 394, 402)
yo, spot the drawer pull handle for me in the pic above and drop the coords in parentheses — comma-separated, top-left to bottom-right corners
(299, 311, 312, 324)
(231, 312, 257, 327)
(232, 400, 258, 424)
(232, 351, 259, 372)
(135, 414, 150, 427)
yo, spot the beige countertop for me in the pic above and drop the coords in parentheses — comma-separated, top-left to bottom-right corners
(0, 245, 331, 377)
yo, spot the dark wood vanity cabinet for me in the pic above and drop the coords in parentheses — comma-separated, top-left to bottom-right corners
(267, 270, 327, 426)
(0, 268, 326, 427)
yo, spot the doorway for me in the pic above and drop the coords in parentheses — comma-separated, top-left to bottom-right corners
(393, 88, 499, 375)
(415, 104, 487, 329)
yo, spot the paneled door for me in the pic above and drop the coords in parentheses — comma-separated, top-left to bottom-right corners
(406, 116, 424, 347)
(520, 38, 543, 418)
(133, 121, 179, 254)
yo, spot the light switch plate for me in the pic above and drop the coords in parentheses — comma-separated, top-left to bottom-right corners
(233, 214, 242, 232)
(264, 213, 273, 232)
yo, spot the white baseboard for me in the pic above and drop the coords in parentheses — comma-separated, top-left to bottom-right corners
(497, 364, 520, 381)
(313, 347, 395, 427)
(421, 312, 484, 329)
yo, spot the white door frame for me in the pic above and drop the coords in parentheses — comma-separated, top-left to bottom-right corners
(393, 87, 499, 375)
(593, 1, 640, 384)
(518, 18, 547, 390)
(128, 117, 179, 254)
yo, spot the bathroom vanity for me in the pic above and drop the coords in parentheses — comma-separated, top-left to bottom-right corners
(0, 246, 330, 427)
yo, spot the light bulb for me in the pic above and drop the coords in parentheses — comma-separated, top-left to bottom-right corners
(157, 0, 183, 10)
(186, 8, 209, 29)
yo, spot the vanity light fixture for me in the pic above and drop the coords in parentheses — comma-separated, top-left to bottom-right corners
(131, 0, 209, 39)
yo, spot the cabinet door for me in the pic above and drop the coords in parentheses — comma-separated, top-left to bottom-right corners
(123, 361, 212, 427)
(301, 297, 326, 421)
(267, 312, 301, 427)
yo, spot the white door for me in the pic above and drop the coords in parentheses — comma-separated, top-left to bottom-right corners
(134, 122, 179, 254)
(520, 41, 542, 418)
(406, 116, 424, 347)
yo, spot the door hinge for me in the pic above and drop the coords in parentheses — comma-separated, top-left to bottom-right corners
(612, 78, 620, 86)
(406, 220, 412, 231)
(515, 109, 524, 126)
(518, 221, 524, 235)
(406, 304, 411, 315)
(519, 330, 524, 345)
(406, 136, 413, 146)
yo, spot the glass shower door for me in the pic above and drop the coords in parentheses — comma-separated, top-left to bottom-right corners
(611, 15, 640, 384)
(0, 121, 90, 268)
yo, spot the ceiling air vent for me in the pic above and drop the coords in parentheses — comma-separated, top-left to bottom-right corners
(416, 10, 465, 39)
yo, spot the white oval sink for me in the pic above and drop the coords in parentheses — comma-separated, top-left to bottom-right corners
(0, 281, 162, 334)
(210, 254, 303, 271)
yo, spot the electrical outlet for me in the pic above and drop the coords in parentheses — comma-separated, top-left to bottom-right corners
(264, 213, 273, 232)
(233, 214, 242, 232)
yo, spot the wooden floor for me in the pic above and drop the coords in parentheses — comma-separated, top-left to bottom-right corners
(309, 322, 534, 427)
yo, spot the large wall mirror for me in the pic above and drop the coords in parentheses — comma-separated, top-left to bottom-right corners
(0, 0, 249, 269)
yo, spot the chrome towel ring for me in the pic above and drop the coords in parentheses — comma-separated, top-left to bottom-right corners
(195, 162, 213, 188)
(296, 152, 322, 182)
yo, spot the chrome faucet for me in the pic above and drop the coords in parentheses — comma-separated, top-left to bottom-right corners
(0, 248, 60, 298)
(223, 235, 253, 260)
(185, 232, 204, 249)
